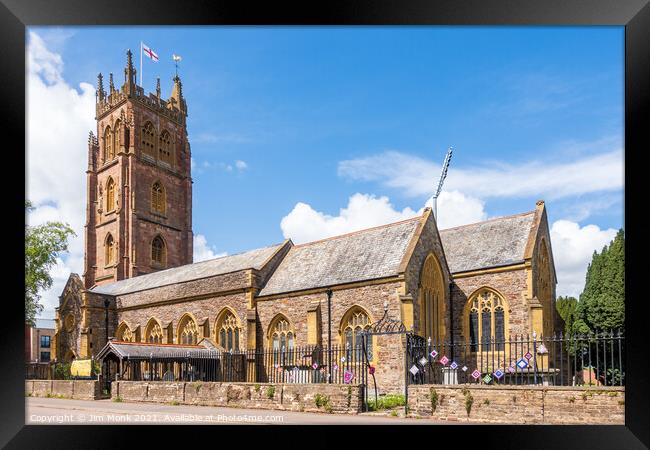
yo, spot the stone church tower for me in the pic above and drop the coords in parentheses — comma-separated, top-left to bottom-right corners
(84, 50, 193, 289)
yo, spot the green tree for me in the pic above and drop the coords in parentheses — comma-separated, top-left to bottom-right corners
(572, 229, 625, 334)
(25, 201, 76, 325)
(555, 295, 577, 335)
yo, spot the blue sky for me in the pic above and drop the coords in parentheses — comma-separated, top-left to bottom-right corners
(26, 26, 624, 318)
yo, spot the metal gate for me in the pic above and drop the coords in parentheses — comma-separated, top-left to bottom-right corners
(360, 304, 410, 414)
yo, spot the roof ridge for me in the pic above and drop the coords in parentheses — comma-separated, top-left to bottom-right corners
(111, 341, 203, 348)
(95, 242, 286, 289)
(439, 210, 536, 233)
(293, 215, 422, 248)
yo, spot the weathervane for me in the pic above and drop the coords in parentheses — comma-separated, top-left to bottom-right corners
(432, 146, 453, 220)
(172, 54, 182, 77)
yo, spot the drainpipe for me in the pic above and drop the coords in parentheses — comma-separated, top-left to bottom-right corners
(448, 282, 454, 359)
(326, 288, 333, 384)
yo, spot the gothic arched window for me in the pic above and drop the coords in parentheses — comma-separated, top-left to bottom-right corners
(141, 122, 156, 158)
(268, 315, 294, 364)
(103, 126, 114, 161)
(151, 235, 166, 267)
(105, 177, 115, 212)
(177, 315, 199, 345)
(341, 306, 373, 361)
(151, 181, 166, 214)
(144, 318, 163, 344)
(113, 120, 121, 153)
(419, 254, 446, 345)
(159, 130, 172, 165)
(215, 309, 240, 352)
(466, 289, 507, 352)
(104, 233, 114, 266)
(116, 322, 135, 342)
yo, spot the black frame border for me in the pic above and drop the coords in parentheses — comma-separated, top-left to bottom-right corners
(2, 0, 648, 448)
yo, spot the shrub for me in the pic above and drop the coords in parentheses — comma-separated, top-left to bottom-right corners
(367, 394, 406, 411)
(429, 388, 439, 412)
(568, 396, 576, 403)
(390, 410, 398, 417)
(54, 363, 72, 380)
(254, 384, 261, 392)
(112, 395, 123, 403)
(266, 385, 275, 399)
(462, 388, 474, 416)
(315, 393, 333, 412)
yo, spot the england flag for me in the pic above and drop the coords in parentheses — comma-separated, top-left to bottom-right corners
(142, 43, 159, 62)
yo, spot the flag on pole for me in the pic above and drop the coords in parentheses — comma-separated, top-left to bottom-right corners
(142, 43, 159, 61)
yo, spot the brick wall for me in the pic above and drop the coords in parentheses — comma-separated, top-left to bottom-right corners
(407, 385, 624, 424)
(25, 380, 102, 400)
(112, 381, 363, 414)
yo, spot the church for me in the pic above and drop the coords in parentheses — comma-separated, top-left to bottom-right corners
(53, 51, 559, 390)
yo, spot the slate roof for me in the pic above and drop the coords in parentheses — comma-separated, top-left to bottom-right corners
(91, 243, 285, 296)
(439, 211, 536, 274)
(96, 341, 215, 360)
(258, 216, 422, 296)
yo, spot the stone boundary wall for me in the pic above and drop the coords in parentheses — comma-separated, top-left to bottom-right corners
(112, 381, 363, 414)
(25, 380, 103, 400)
(408, 385, 624, 424)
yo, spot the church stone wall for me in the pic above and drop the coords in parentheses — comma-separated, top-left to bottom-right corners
(404, 212, 452, 338)
(450, 268, 530, 344)
(117, 292, 249, 346)
(256, 280, 406, 393)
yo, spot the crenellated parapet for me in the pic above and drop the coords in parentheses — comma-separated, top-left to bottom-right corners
(95, 49, 187, 126)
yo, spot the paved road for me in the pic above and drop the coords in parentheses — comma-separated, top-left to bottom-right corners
(26, 397, 442, 425)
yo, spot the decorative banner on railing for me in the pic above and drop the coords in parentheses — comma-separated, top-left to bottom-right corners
(525, 351, 533, 360)
(450, 361, 458, 370)
(517, 358, 529, 369)
(494, 369, 504, 379)
(482, 374, 492, 384)
(537, 344, 548, 354)
(430, 350, 438, 359)
(344, 370, 354, 384)
(410, 365, 419, 375)
(419, 357, 428, 366)
(439, 355, 449, 365)
(471, 369, 481, 379)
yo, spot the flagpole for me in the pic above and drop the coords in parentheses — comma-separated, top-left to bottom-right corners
(140, 41, 143, 87)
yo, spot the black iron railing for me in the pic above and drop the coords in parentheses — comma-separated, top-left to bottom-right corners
(406, 330, 625, 386)
(112, 345, 367, 385)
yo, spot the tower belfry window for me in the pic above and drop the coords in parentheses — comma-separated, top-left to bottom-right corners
(103, 126, 114, 161)
(159, 130, 172, 165)
(142, 122, 156, 158)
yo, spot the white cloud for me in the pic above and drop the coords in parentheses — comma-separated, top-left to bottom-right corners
(280, 190, 488, 244)
(425, 190, 488, 230)
(550, 220, 618, 298)
(193, 234, 227, 262)
(280, 193, 420, 244)
(235, 160, 248, 171)
(338, 147, 623, 201)
(26, 31, 96, 319)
